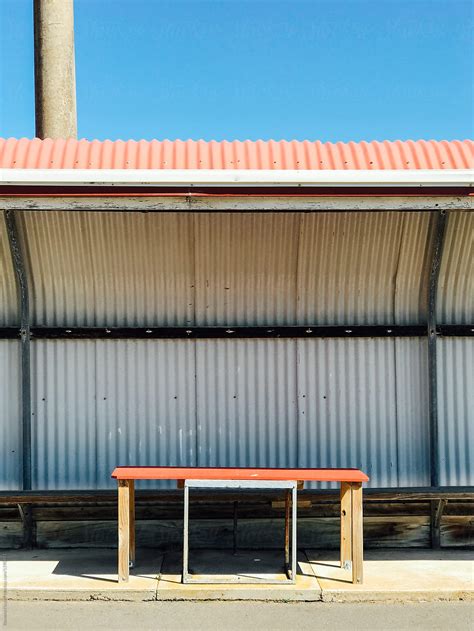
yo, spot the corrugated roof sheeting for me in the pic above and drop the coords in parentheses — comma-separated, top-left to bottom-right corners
(194, 214, 300, 325)
(17, 211, 434, 327)
(297, 338, 430, 488)
(32, 340, 197, 489)
(0, 213, 18, 326)
(0, 341, 21, 490)
(297, 212, 432, 324)
(438, 338, 474, 486)
(1, 138, 472, 169)
(437, 212, 474, 325)
(196, 340, 298, 468)
(18, 212, 195, 326)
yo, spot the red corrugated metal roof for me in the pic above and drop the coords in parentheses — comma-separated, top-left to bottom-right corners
(0, 138, 472, 170)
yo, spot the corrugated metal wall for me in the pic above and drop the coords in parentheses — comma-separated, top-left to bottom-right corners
(438, 338, 474, 486)
(29, 337, 429, 489)
(0, 213, 18, 326)
(0, 341, 21, 490)
(1, 209, 472, 490)
(32, 340, 196, 489)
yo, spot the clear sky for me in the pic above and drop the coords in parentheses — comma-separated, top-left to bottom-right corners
(0, 0, 472, 142)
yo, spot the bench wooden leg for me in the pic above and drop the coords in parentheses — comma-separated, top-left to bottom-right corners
(340, 482, 352, 569)
(351, 482, 363, 584)
(118, 479, 130, 583)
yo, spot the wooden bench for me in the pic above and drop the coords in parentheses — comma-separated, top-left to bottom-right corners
(111, 466, 369, 584)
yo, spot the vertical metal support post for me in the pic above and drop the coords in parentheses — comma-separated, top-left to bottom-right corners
(182, 483, 190, 582)
(428, 210, 448, 491)
(291, 483, 297, 581)
(284, 489, 290, 573)
(129, 480, 135, 568)
(4, 210, 32, 492)
(232, 500, 238, 555)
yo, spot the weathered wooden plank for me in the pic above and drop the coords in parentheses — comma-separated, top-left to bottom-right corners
(0, 522, 23, 549)
(340, 482, 352, 568)
(34, 516, 432, 550)
(1, 487, 473, 505)
(441, 516, 474, 547)
(29, 500, 436, 521)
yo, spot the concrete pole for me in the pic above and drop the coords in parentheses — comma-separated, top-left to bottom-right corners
(34, 0, 77, 139)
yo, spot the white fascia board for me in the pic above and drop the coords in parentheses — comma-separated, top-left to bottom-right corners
(0, 168, 473, 187)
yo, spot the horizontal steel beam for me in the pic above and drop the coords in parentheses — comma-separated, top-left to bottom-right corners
(0, 325, 472, 339)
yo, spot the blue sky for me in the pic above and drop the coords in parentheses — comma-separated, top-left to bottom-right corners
(0, 0, 472, 141)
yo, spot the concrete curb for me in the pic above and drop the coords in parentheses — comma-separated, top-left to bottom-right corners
(5, 587, 473, 603)
(320, 590, 474, 604)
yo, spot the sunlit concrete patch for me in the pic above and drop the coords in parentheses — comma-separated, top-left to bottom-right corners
(156, 549, 321, 600)
(2, 549, 161, 601)
(306, 549, 474, 602)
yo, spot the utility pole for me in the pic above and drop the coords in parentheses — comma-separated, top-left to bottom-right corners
(34, 0, 77, 139)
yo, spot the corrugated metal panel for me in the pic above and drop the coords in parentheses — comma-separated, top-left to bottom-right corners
(437, 212, 474, 325)
(297, 338, 430, 488)
(0, 213, 18, 326)
(18, 212, 195, 326)
(194, 213, 300, 325)
(0, 341, 21, 490)
(394, 338, 430, 487)
(1, 138, 472, 170)
(196, 340, 298, 468)
(17, 211, 435, 327)
(438, 338, 474, 486)
(28, 337, 430, 489)
(31, 340, 196, 489)
(297, 212, 433, 325)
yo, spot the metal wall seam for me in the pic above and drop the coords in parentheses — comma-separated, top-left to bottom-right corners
(0, 341, 21, 489)
(0, 212, 19, 326)
(437, 211, 474, 325)
(437, 338, 474, 486)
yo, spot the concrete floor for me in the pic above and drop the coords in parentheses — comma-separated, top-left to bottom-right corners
(1, 548, 473, 602)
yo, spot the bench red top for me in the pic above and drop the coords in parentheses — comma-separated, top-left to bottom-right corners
(111, 466, 369, 483)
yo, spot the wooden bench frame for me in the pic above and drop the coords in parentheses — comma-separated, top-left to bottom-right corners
(111, 466, 369, 584)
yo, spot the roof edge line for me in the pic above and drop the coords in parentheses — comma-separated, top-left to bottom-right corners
(1, 168, 473, 187)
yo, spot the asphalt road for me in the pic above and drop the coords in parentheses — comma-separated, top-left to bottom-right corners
(3, 601, 473, 630)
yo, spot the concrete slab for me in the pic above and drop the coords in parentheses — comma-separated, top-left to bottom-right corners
(156, 549, 322, 600)
(2, 549, 161, 601)
(306, 549, 474, 603)
(2, 548, 472, 602)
